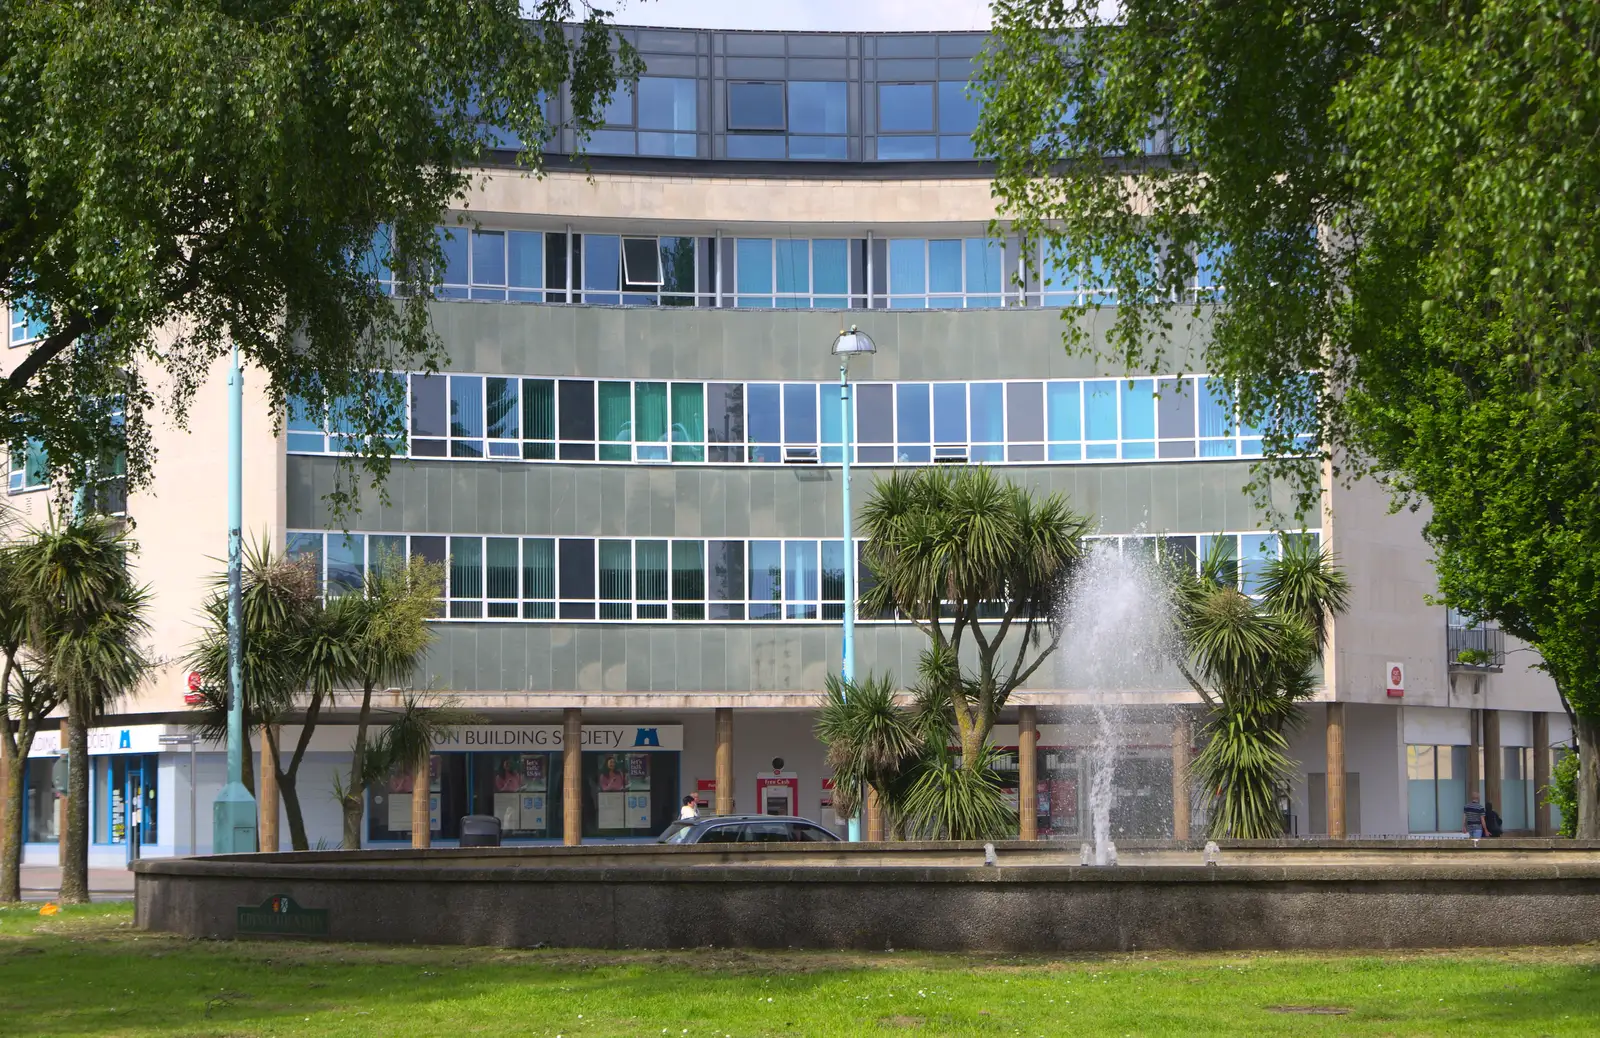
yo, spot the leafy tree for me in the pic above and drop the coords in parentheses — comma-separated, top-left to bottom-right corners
(335, 553, 445, 849)
(814, 674, 922, 824)
(1172, 538, 1349, 838)
(370, 691, 479, 846)
(859, 466, 1089, 772)
(11, 515, 150, 902)
(185, 538, 354, 850)
(0, 1, 638, 511)
(978, 2, 1600, 833)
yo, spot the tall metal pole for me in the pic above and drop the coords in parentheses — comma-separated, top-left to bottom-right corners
(840, 360, 862, 843)
(212, 345, 257, 852)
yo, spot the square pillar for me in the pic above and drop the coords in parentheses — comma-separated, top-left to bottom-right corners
(1171, 714, 1192, 842)
(1018, 706, 1039, 841)
(714, 708, 735, 816)
(258, 725, 281, 852)
(1483, 708, 1503, 823)
(1534, 712, 1553, 836)
(1467, 707, 1482, 800)
(563, 708, 582, 846)
(1326, 702, 1347, 839)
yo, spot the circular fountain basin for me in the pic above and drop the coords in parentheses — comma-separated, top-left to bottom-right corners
(134, 838, 1600, 952)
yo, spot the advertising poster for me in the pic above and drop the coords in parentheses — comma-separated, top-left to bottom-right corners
(388, 793, 413, 832)
(598, 790, 626, 829)
(626, 792, 651, 829)
(597, 754, 627, 792)
(493, 792, 521, 831)
(627, 753, 650, 790)
(520, 793, 547, 831)
(522, 754, 546, 789)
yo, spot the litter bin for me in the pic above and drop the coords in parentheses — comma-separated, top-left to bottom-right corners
(459, 814, 502, 848)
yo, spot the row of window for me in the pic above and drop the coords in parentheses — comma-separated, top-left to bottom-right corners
(289, 373, 1289, 466)
(372, 227, 1224, 310)
(1405, 744, 1546, 834)
(584, 77, 982, 161)
(284, 530, 1314, 623)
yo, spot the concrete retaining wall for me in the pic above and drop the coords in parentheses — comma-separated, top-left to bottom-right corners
(134, 841, 1600, 952)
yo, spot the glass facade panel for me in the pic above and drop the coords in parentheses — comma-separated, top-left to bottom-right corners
(637, 77, 697, 131)
(789, 81, 847, 133)
(879, 83, 934, 132)
(729, 82, 785, 130)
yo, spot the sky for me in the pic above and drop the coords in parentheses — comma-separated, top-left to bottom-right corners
(607, 0, 993, 32)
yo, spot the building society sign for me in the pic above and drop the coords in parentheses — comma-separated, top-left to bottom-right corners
(429, 725, 683, 752)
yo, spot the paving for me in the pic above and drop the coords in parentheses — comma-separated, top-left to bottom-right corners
(19, 865, 135, 902)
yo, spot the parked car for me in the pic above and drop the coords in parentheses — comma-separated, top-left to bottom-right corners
(657, 814, 841, 845)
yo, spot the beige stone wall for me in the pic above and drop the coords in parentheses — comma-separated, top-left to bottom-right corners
(458, 167, 1006, 233)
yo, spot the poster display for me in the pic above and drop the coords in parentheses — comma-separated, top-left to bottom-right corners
(486, 753, 549, 833)
(598, 791, 626, 829)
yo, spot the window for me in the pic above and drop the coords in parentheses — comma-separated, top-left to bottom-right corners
(8, 438, 48, 493)
(622, 237, 662, 288)
(876, 81, 979, 160)
(1407, 744, 1470, 833)
(591, 76, 700, 157)
(728, 82, 786, 131)
(878, 239, 1005, 308)
(787, 81, 849, 160)
(7, 295, 47, 348)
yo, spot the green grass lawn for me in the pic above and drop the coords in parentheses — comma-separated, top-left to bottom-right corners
(2, 904, 1598, 1037)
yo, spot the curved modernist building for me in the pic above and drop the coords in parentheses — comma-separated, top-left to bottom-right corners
(4, 26, 1569, 860)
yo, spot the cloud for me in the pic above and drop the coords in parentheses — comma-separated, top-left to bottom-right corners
(608, 0, 993, 32)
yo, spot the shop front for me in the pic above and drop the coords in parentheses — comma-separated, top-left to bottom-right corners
(366, 724, 682, 843)
(990, 722, 1177, 840)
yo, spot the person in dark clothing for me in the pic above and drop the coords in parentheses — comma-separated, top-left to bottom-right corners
(1485, 801, 1503, 837)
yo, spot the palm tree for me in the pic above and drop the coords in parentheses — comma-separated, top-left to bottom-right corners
(12, 515, 151, 903)
(371, 691, 479, 848)
(185, 538, 352, 850)
(814, 674, 922, 832)
(336, 551, 444, 849)
(859, 467, 1089, 773)
(1174, 536, 1350, 838)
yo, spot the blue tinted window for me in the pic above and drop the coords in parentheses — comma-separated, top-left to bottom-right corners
(971, 383, 1004, 442)
(601, 84, 633, 126)
(937, 82, 981, 134)
(775, 241, 809, 296)
(736, 239, 773, 305)
(928, 240, 962, 295)
(729, 82, 785, 131)
(789, 82, 847, 134)
(747, 384, 781, 460)
(1121, 379, 1156, 440)
(727, 134, 786, 159)
(813, 240, 849, 298)
(876, 136, 937, 160)
(784, 384, 817, 444)
(637, 77, 696, 131)
(749, 540, 782, 617)
(789, 136, 849, 160)
(471, 231, 505, 287)
(1047, 382, 1081, 441)
(933, 382, 966, 443)
(507, 231, 543, 295)
(1085, 381, 1118, 442)
(939, 136, 976, 160)
(586, 129, 635, 154)
(583, 234, 620, 303)
(639, 132, 696, 157)
(879, 83, 934, 132)
(437, 227, 469, 290)
(897, 383, 931, 443)
(888, 240, 925, 296)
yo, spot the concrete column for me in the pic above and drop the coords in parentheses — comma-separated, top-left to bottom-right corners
(714, 708, 734, 816)
(1018, 706, 1039, 841)
(410, 749, 431, 850)
(866, 787, 885, 841)
(1484, 708, 1503, 822)
(1534, 712, 1553, 836)
(563, 708, 582, 846)
(258, 726, 280, 852)
(1326, 702, 1347, 839)
(1171, 714, 1192, 842)
(57, 719, 68, 844)
(1467, 707, 1482, 801)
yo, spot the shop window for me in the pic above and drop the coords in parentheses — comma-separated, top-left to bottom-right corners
(24, 758, 59, 842)
(1407, 744, 1470, 833)
(582, 750, 680, 838)
(474, 753, 561, 838)
(367, 754, 468, 842)
(96, 755, 157, 846)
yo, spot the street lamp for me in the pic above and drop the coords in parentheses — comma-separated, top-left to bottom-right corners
(212, 344, 257, 853)
(831, 325, 875, 843)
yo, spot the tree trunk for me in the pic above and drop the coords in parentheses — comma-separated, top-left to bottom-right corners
(280, 771, 310, 851)
(0, 735, 27, 903)
(959, 719, 985, 774)
(58, 708, 90, 904)
(1577, 713, 1600, 839)
(341, 683, 376, 850)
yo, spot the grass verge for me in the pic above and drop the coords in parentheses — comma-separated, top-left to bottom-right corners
(2, 903, 1598, 1036)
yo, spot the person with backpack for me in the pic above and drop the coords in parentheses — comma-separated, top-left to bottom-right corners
(1485, 801, 1503, 837)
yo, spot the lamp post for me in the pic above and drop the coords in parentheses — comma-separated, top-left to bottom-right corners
(831, 325, 875, 843)
(212, 344, 257, 852)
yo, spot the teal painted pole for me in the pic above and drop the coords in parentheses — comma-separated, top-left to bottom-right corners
(212, 345, 257, 852)
(840, 360, 862, 843)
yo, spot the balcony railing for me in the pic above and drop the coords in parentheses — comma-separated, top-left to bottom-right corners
(1448, 623, 1505, 672)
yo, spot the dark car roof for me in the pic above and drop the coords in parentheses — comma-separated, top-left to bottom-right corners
(677, 815, 826, 827)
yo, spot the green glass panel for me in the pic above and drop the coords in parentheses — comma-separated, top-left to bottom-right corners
(672, 540, 704, 619)
(487, 378, 518, 439)
(671, 382, 704, 461)
(636, 540, 669, 601)
(486, 538, 519, 600)
(521, 379, 555, 440)
(598, 382, 631, 441)
(521, 538, 555, 600)
(635, 382, 668, 443)
(599, 540, 632, 603)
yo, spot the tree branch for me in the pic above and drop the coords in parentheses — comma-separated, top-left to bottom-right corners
(1176, 659, 1219, 708)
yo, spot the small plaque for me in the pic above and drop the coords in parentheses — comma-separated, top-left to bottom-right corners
(237, 895, 328, 937)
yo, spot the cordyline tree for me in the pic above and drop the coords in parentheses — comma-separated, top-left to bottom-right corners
(858, 467, 1089, 771)
(0, 1, 638, 513)
(978, 1, 1600, 833)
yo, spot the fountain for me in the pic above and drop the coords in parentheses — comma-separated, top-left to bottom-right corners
(1055, 542, 1180, 864)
